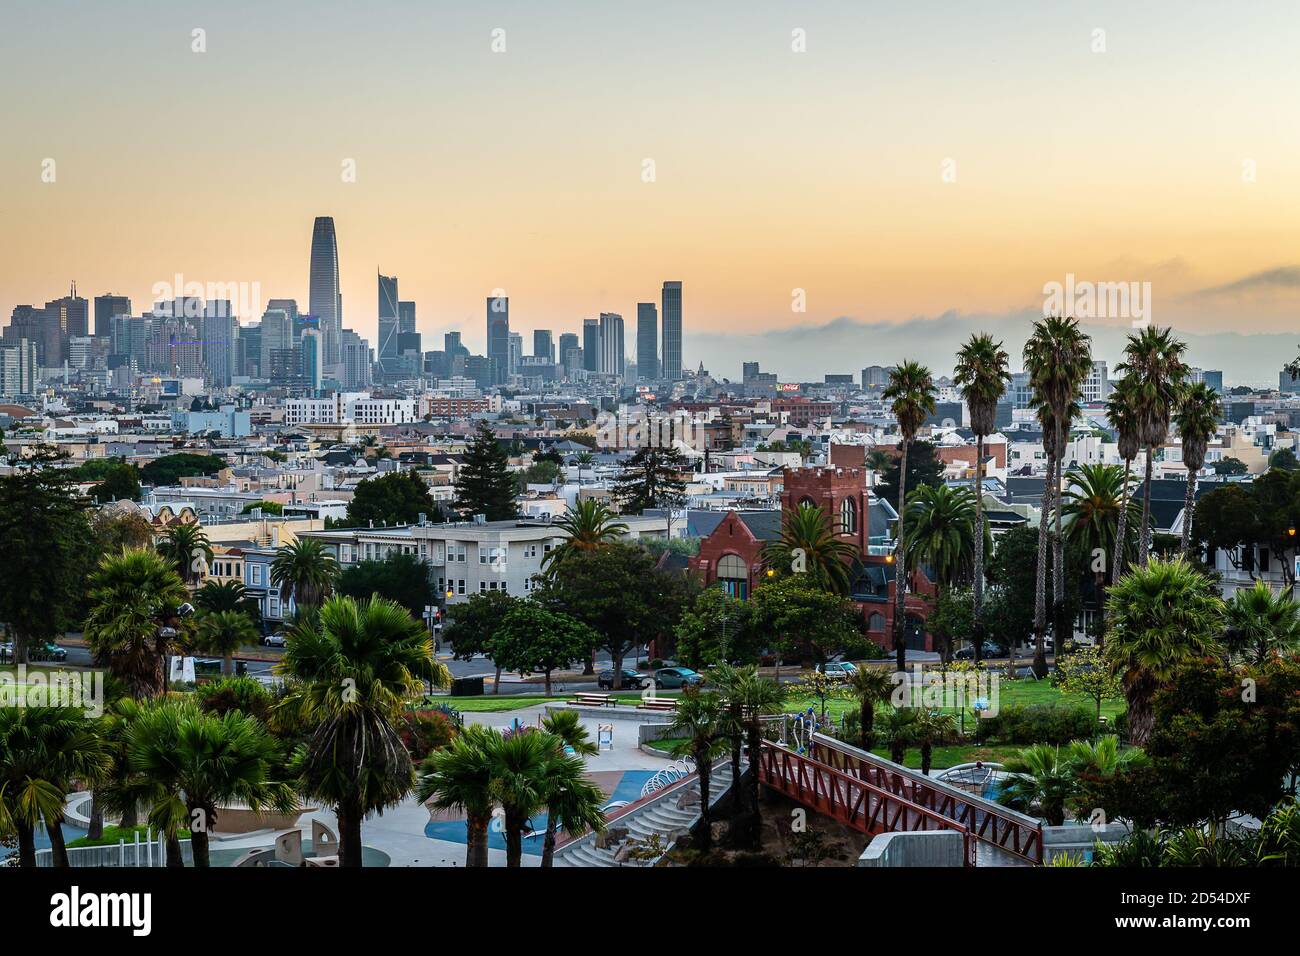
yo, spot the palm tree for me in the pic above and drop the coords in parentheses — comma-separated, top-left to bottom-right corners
(538, 710, 601, 867)
(668, 688, 729, 851)
(705, 662, 747, 823)
(575, 450, 594, 485)
(0, 707, 110, 867)
(1024, 317, 1092, 674)
(541, 499, 627, 575)
(1115, 326, 1190, 566)
(1224, 580, 1300, 664)
(158, 521, 212, 586)
(1105, 557, 1224, 745)
(883, 707, 918, 765)
(910, 710, 956, 776)
(1106, 375, 1144, 585)
(270, 538, 338, 612)
(844, 666, 893, 751)
(732, 669, 785, 839)
(537, 750, 606, 869)
(1175, 382, 1221, 556)
(865, 449, 893, 485)
(84, 548, 190, 699)
(954, 333, 1012, 663)
(1065, 734, 1145, 782)
(488, 729, 552, 868)
(276, 594, 451, 867)
(194, 609, 259, 676)
(417, 724, 499, 868)
(195, 579, 251, 614)
(904, 484, 985, 660)
(883, 361, 938, 670)
(1062, 463, 1140, 640)
(760, 502, 858, 594)
(996, 744, 1073, 826)
(128, 698, 295, 867)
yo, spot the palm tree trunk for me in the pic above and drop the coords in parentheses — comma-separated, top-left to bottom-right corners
(493, 664, 502, 694)
(166, 832, 184, 867)
(1181, 468, 1197, 556)
(746, 723, 763, 839)
(1052, 420, 1067, 658)
(1140, 449, 1154, 567)
(973, 434, 986, 664)
(1112, 459, 1133, 585)
(860, 699, 873, 750)
(893, 443, 910, 672)
(540, 813, 558, 867)
(1127, 679, 1156, 747)
(222, 653, 234, 677)
(921, 743, 933, 777)
(189, 809, 211, 868)
(543, 668, 552, 697)
(505, 811, 524, 867)
(16, 820, 36, 868)
(696, 751, 712, 852)
(338, 800, 364, 868)
(88, 793, 104, 841)
(1031, 451, 1054, 678)
(47, 815, 70, 867)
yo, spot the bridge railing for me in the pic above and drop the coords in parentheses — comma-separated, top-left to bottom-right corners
(758, 741, 976, 866)
(808, 734, 1042, 865)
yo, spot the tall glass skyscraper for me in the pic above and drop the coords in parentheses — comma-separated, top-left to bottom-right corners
(486, 295, 510, 385)
(377, 272, 400, 378)
(309, 217, 341, 365)
(582, 318, 601, 373)
(599, 312, 624, 380)
(661, 280, 682, 380)
(636, 302, 658, 381)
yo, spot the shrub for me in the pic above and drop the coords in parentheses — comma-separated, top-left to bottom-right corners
(195, 676, 272, 720)
(975, 702, 1099, 745)
(400, 710, 459, 759)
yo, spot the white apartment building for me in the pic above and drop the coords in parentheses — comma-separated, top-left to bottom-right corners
(284, 393, 417, 427)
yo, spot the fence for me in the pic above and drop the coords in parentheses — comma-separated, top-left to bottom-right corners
(34, 830, 194, 868)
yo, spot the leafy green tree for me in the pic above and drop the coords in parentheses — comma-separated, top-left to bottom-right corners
(270, 538, 338, 611)
(1063, 462, 1140, 636)
(127, 698, 294, 867)
(912, 710, 957, 776)
(1175, 381, 1222, 555)
(84, 548, 190, 699)
(1213, 457, 1249, 476)
(0, 445, 91, 662)
(954, 332, 1012, 664)
(139, 453, 226, 486)
(345, 470, 437, 527)
(1270, 447, 1298, 471)
(336, 551, 435, 619)
(240, 500, 284, 515)
(1105, 557, 1224, 746)
(1051, 644, 1123, 720)
(276, 594, 451, 867)
(904, 483, 985, 660)
(844, 665, 893, 751)
(760, 502, 858, 595)
(675, 587, 755, 669)
(491, 602, 597, 695)
(453, 422, 517, 520)
(612, 446, 688, 514)
(746, 575, 862, 672)
(79, 459, 141, 503)
(443, 590, 517, 693)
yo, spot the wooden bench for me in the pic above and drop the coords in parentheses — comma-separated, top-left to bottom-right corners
(637, 697, 678, 712)
(571, 692, 617, 708)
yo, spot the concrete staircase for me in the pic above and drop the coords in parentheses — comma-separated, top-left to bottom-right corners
(554, 761, 737, 867)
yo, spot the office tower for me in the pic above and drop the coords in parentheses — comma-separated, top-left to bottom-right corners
(465, 354, 494, 390)
(485, 295, 510, 385)
(5, 306, 48, 365)
(377, 272, 400, 379)
(445, 331, 465, 356)
(201, 300, 238, 387)
(300, 329, 323, 392)
(147, 316, 203, 378)
(1080, 361, 1111, 403)
(46, 287, 89, 366)
(661, 281, 682, 380)
(743, 362, 760, 381)
(398, 300, 416, 334)
(239, 322, 262, 377)
(266, 298, 302, 345)
(508, 332, 522, 376)
(558, 333, 578, 363)
(260, 308, 292, 379)
(582, 319, 601, 372)
(340, 329, 372, 389)
(1202, 370, 1224, 394)
(309, 217, 342, 364)
(94, 294, 131, 339)
(533, 329, 554, 364)
(636, 303, 659, 381)
(0, 339, 38, 397)
(861, 365, 893, 389)
(599, 312, 625, 379)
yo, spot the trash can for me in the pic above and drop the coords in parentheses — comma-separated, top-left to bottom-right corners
(450, 676, 484, 696)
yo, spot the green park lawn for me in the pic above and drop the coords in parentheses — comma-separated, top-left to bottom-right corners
(68, 824, 191, 849)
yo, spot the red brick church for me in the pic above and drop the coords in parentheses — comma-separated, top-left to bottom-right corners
(688, 458, 937, 653)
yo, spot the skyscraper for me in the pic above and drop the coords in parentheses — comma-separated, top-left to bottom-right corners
(377, 272, 400, 379)
(94, 294, 131, 339)
(398, 300, 416, 334)
(340, 329, 372, 389)
(661, 280, 682, 380)
(533, 329, 554, 363)
(509, 332, 523, 376)
(582, 319, 601, 373)
(486, 295, 510, 385)
(260, 308, 292, 381)
(599, 312, 624, 380)
(636, 303, 658, 381)
(201, 300, 238, 387)
(301, 329, 323, 392)
(309, 217, 341, 365)
(46, 287, 89, 366)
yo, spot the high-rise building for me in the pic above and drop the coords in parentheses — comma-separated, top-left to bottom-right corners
(861, 365, 893, 389)
(309, 217, 341, 365)
(661, 281, 682, 380)
(636, 303, 658, 381)
(300, 329, 323, 392)
(377, 272, 400, 378)
(509, 332, 523, 377)
(533, 329, 554, 364)
(260, 309, 292, 380)
(45, 287, 89, 366)
(398, 300, 416, 334)
(582, 319, 601, 373)
(266, 298, 302, 346)
(93, 295, 131, 339)
(0, 338, 38, 398)
(340, 329, 372, 389)
(486, 295, 510, 385)
(599, 312, 625, 380)
(201, 300, 238, 387)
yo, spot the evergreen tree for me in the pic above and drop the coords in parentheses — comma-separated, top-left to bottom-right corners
(612, 446, 688, 514)
(453, 423, 517, 521)
(345, 470, 437, 527)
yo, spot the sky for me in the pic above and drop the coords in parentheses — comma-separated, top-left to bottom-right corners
(1, 0, 1298, 384)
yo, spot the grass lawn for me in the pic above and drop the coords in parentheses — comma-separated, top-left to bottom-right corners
(68, 824, 191, 848)
(425, 689, 682, 713)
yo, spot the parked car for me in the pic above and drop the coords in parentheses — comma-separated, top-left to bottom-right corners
(598, 668, 649, 690)
(651, 667, 704, 689)
(29, 641, 68, 663)
(815, 661, 858, 680)
(0, 642, 13, 663)
(954, 642, 1009, 660)
(261, 632, 288, 648)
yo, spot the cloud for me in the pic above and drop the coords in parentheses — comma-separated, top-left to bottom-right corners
(1191, 266, 1300, 298)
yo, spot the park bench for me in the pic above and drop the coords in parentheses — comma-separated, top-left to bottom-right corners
(637, 697, 678, 712)
(571, 692, 618, 708)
